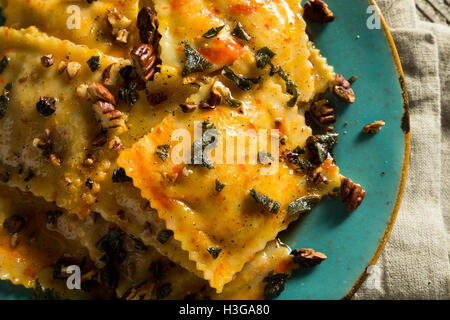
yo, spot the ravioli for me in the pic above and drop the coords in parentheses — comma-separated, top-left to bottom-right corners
(0, 26, 130, 216)
(3, 0, 139, 58)
(118, 100, 340, 292)
(154, 0, 332, 101)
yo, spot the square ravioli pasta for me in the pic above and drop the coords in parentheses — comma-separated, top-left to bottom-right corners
(0, 182, 296, 300)
(2, 0, 139, 58)
(118, 104, 341, 292)
(154, 0, 334, 102)
(0, 26, 130, 216)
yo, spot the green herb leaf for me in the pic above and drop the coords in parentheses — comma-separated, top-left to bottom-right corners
(112, 168, 133, 183)
(202, 25, 225, 38)
(119, 82, 139, 106)
(263, 272, 289, 300)
(223, 66, 260, 91)
(191, 122, 221, 170)
(207, 247, 222, 259)
(182, 42, 213, 77)
(99, 261, 119, 289)
(307, 133, 338, 164)
(215, 179, 226, 192)
(96, 228, 126, 264)
(287, 196, 321, 217)
(256, 47, 277, 75)
(157, 229, 174, 244)
(232, 23, 251, 41)
(250, 189, 280, 214)
(0, 82, 13, 119)
(277, 67, 298, 107)
(87, 55, 101, 72)
(156, 144, 170, 162)
(0, 55, 10, 74)
(224, 97, 242, 108)
(348, 75, 358, 84)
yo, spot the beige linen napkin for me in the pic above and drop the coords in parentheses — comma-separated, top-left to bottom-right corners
(353, 0, 449, 299)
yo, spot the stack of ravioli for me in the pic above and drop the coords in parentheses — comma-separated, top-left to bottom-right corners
(0, 0, 341, 299)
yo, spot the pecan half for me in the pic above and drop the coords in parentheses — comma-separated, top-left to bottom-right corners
(291, 248, 327, 268)
(303, 0, 335, 23)
(131, 44, 157, 82)
(311, 99, 335, 124)
(333, 74, 355, 103)
(340, 177, 366, 211)
(363, 120, 385, 134)
(92, 101, 126, 130)
(88, 82, 117, 105)
(137, 7, 158, 45)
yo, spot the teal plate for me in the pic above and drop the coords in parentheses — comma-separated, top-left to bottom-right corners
(0, 0, 409, 300)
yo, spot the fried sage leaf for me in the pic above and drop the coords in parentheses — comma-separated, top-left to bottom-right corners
(182, 42, 213, 77)
(256, 47, 276, 75)
(207, 247, 222, 259)
(287, 196, 321, 217)
(307, 133, 339, 164)
(87, 55, 101, 72)
(215, 179, 226, 192)
(232, 23, 251, 41)
(250, 189, 280, 214)
(202, 25, 225, 38)
(277, 67, 299, 107)
(222, 66, 260, 91)
(155, 144, 170, 162)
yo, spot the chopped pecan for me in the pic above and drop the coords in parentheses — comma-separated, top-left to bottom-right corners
(57, 61, 67, 74)
(311, 99, 335, 124)
(179, 103, 198, 113)
(41, 55, 54, 68)
(137, 6, 158, 45)
(147, 92, 167, 106)
(340, 177, 366, 211)
(66, 62, 81, 79)
(107, 8, 132, 42)
(131, 44, 157, 82)
(0, 171, 9, 183)
(88, 82, 117, 105)
(333, 74, 355, 103)
(309, 166, 328, 185)
(303, 0, 335, 23)
(116, 29, 129, 44)
(363, 120, 385, 134)
(92, 101, 126, 130)
(291, 248, 327, 267)
(102, 63, 121, 86)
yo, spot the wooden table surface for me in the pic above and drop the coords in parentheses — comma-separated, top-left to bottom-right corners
(415, 0, 450, 25)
